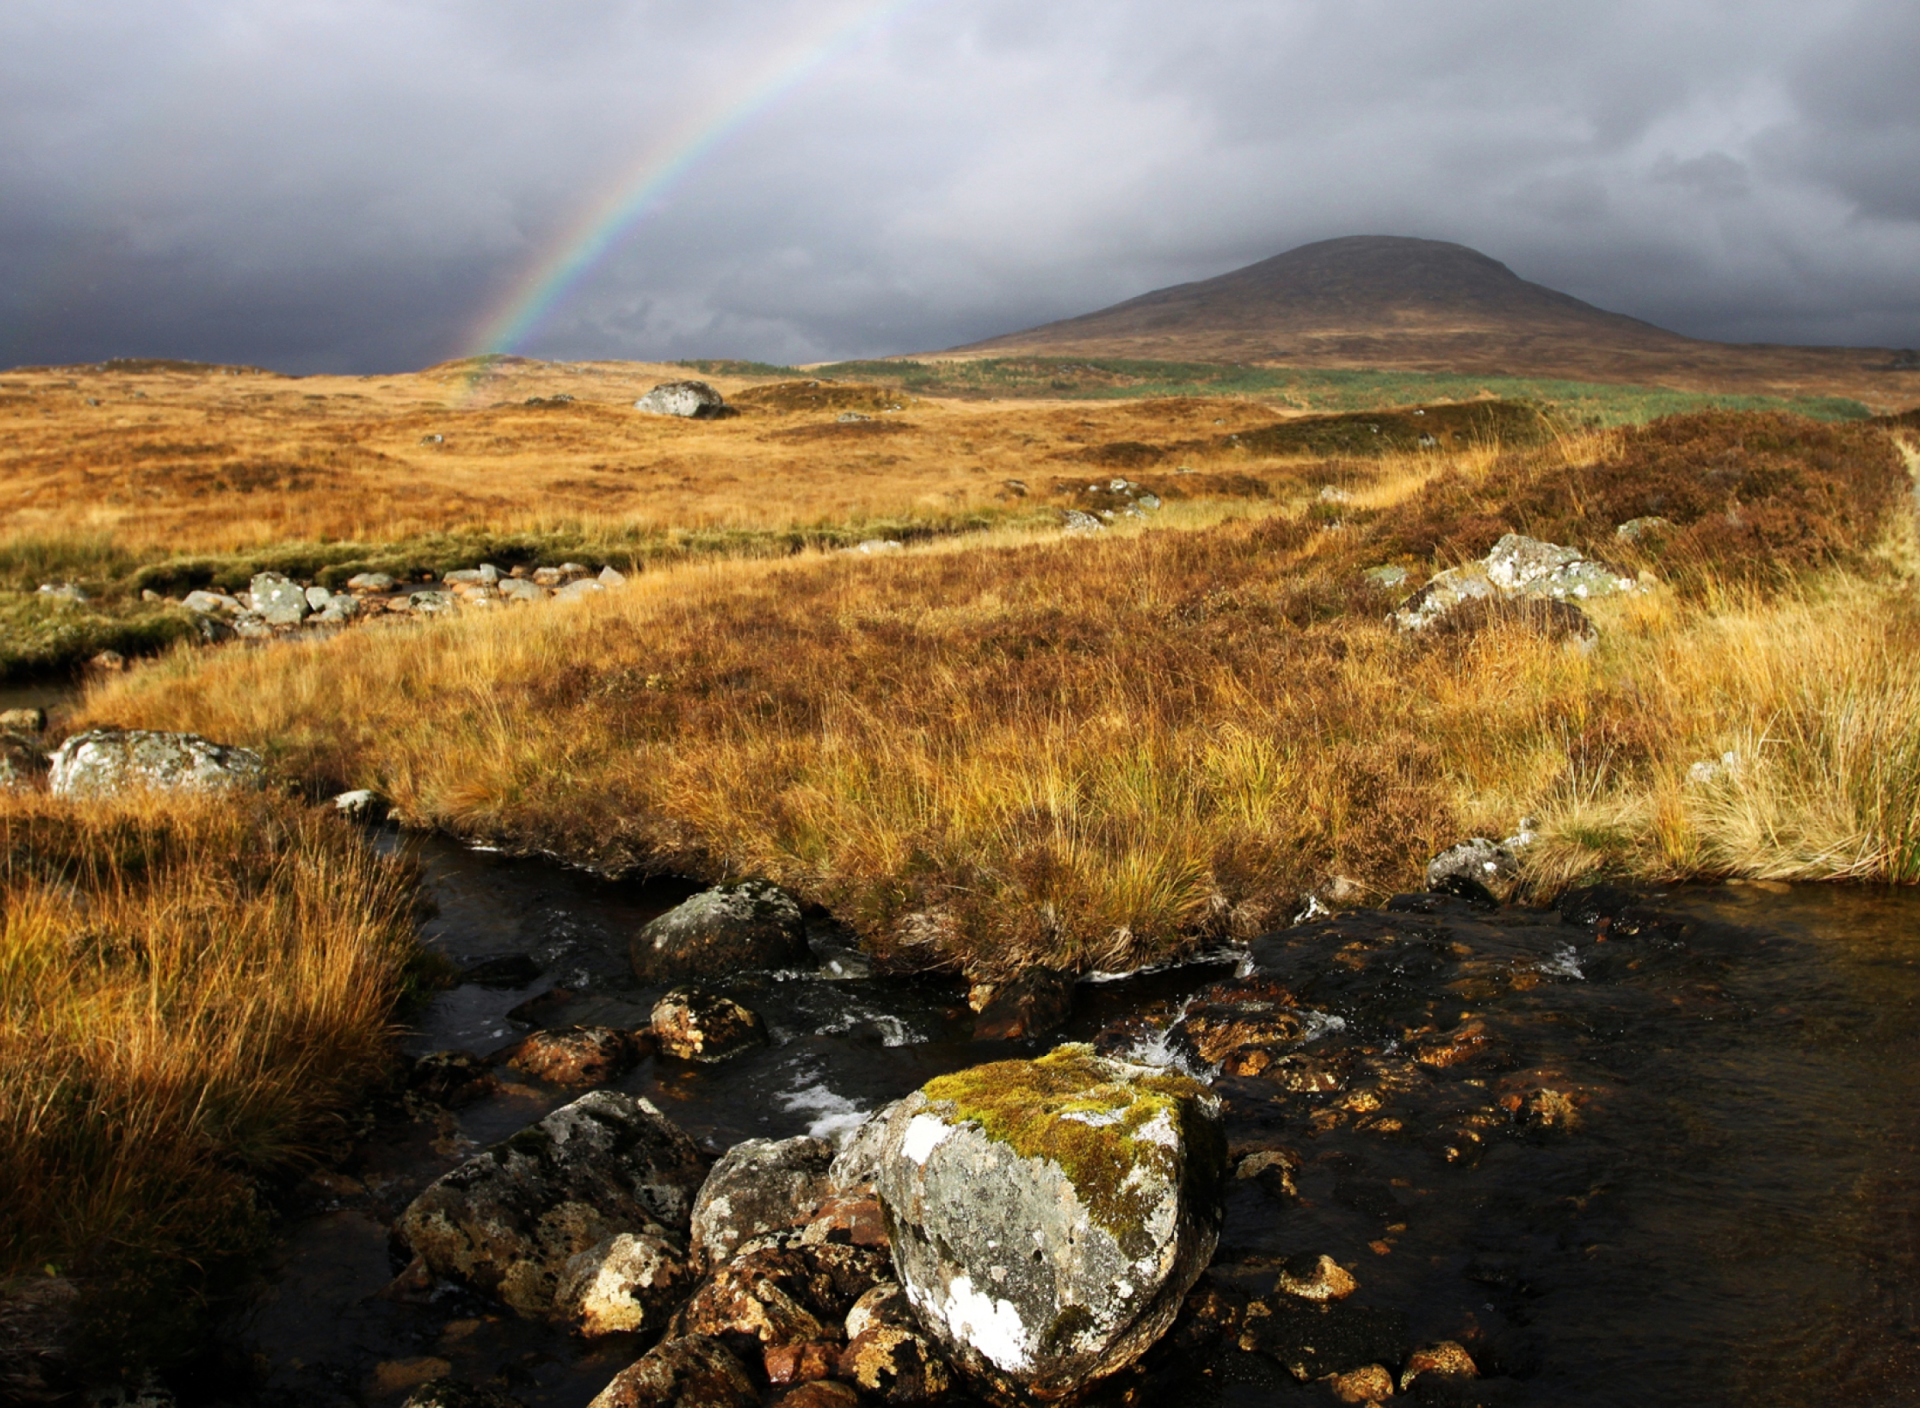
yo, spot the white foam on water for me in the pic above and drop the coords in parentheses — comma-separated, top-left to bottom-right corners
(775, 1076, 868, 1141)
(1539, 945, 1586, 980)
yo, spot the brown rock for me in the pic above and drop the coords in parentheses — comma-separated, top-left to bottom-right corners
(843, 1282, 914, 1340)
(652, 987, 768, 1063)
(971, 967, 1074, 1040)
(1327, 1362, 1395, 1403)
(505, 1025, 637, 1086)
(369, 1358, 454, 1397)
(837, 1325, 953, 1405)
(1414, 1019, 1495, 1068)
(797, 1192, 888, 1250)
(1171, 994, 1306, 1067)
(675, 1245, 888, 1355)
(408, 1050, 498, 1108)
(1275, 1254, 1357, 1303)
(773, 1384, 861, 1408)
(1234, 1148, 1299, 1196)
(587, 1335, 758, 1408)
(556, 1229, 694, 1338)
(1169, 1275, 1245, 1350)
(764, 1339, 840, 1387)
(1400, 1339, 1478, 1390)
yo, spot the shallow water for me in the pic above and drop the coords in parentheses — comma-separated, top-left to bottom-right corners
(214, 838, 1920, 1407)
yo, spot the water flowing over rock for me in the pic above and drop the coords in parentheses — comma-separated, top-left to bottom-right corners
(396, 1090, 709, 1319)
(631, 880, 810, 983)
(690, 1136, 836, 1271)
(633, 381, 732, 419)
(48, 728, 265, 798)
(872, 1045, 1227, 1401)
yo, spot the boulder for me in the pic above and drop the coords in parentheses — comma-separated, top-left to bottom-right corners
(504, 1025, 640, 1087)
(652, 987, 769, 1063)
(1426, 837, 1519, 902)
(304, 585, 332, 610)
(555, 1228, 695, 1337)
(181, 589, 243, 616)
(249, 571, 309, 625)
(673, 1243, 890, 1354)
(409, 589, 457, 614)
(316, 592, 360, 623)
(772, 1384, 860, 1408)
(1394, 533, 1636, 633)
(48, 728, 265, 798)
(395, 1090, 709, 1318)
(586, 1336, 757, 1408)
(631, 881, 810, 983)
(333, 787, 385, 819)
(346, 572, 396, 592)
(633, 380, 731, 419)
(827, 1104, 898, 1194)
(690, 1136, 836, 1270)
(498, 577, 546, 604)
(599, 565, 627, 586)
(873, 1045, 1227, 1400)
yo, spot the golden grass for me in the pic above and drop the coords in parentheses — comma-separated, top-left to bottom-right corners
(71, 414, 1920, 976)
(0, 790, 419, 1361)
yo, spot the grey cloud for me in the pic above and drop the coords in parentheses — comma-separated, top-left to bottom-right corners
(2, 0, 1917, 372)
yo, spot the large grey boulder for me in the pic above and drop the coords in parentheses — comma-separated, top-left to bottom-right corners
(689, 1136, 835, 1270)
(248, 571, 309, 625)
(396, 1090, 710, 1319)
(633, 381, 730, 419)
(48, 728, 265, 798)
(630, 880, 810, 983)
(873, 1045, 1227, 1401)
(1393, 533, 1636, 633)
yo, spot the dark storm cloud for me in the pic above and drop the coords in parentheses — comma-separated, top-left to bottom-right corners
(3, 0, 1916, 372)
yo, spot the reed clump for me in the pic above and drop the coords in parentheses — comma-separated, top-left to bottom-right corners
(0, 790, 420, 1370)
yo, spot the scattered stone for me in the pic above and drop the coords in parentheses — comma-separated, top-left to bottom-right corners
(556, 1228, 694, 1338)
(1400, 1339, 1478, 1390)
(1363, 564, 1408, 591)
(396, 1089, 709, 1318)
(1234, 1149, 1300, 1195)
(498, 577, 545, 603)
(764, 1340, 839, 1387)
(315, 592, 361, 623)
(1425, 837, 1520, 902)
(673, 1243, 888, 1353)
(302, 585, 331, 610)
(1394, 533, 1636, 633)
(182, 589, 243, 615)
(0, 734, 45, 790)
(408, 589, 457, 614)
(652, 987, 769, 1063)
(848, 539, 904, 555)
(249, 571, 309, 625)
(1615, 515, 1674, 544)
(48, 728, 264, 798)
(1061, 509, 1106, 533)
(1275, 1254, 1358, 1303)
(230, 610, 273, 638)
(408, 1050, 497, 1108)
(1327, 1362, 1396, 1403)
(444, 569, 487, 586)
(599, 565, 627, 586)
(631, 880, 810, 983)
(1236, 1295, 1408, 1382)
(838, 1325, 954, 1404)
(690, 1136, 836, 1270)
(332, 787, 384, 819)
(505, 1025, 638, 1086)
(0, 708, 47, 733)
(633, 381, 731, 419)
(553, 579, 605, 602)
(873, 1045, 1228, 1400)
(400, 1379, 525, 1408)
(420, 434, 445, 446)
(346, 572, 396, 592)
(586, 1336, 757, 1408)
(971, 967, 1075, 1041)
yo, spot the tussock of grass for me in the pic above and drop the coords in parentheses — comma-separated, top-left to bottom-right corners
(0, 791, 420, 1369)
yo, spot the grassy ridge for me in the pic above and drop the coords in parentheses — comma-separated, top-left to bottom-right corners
(806, 356, 1875, 425)
(0, 791, 421, 1371)
(73, 414, 1920, 977)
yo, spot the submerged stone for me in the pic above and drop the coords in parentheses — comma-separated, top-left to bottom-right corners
(873, 1044, 1227, 1401)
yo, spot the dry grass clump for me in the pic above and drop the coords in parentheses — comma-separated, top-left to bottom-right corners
(0, 790, 419, 1365)
(70, 413, 1920, 977)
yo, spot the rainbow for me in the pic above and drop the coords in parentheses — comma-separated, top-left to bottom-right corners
(461, 0, 933, 383)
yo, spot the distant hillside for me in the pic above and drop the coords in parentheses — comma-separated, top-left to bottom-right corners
(946, 236, 1915, 397)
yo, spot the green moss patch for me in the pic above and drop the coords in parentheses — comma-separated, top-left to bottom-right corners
(920, 1045, 1211, 1248)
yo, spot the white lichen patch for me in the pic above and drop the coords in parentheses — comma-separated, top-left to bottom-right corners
(942, 1273, 1033, 1372)
(902, 1113, 954, 1165)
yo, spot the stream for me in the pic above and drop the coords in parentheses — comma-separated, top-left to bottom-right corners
(157, 836, 1920, 1407)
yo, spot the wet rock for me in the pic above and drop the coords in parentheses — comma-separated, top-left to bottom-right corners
(763, 1339, 839, 1387)
(1275, 1254, 1358, 1302)
(1425, 839, 1519, 903)
(1168, 1274, 1245, 1350)
(587, 1336, 757, 1408)
(1412, 1019, 1497, 1069)
(506, 986, 577, 1026)
(505, 1025, 638, 1087)
(408, 1050, 498, 1108)
(674, 1244, 890, 1355)
(249, 571, 309, 625)
(396, 1089, 710, 1318)
(972, 968, 1075, 1041)
(1401, 1339, 1478, 1390)
(0, 707, 47, 733)
(631, 880, 810, 983)
(838, 1325, 954, 1404)
(652, 986, 769, 1063)
(1233, 1148, 1300, 1196)
(400, 1379, 526, 1408)
(556, 1228, 694, 1338)
(1169, 988, 1306, 1072)
(772, 1383, 861, 1408)
(873, 1044, 1227, 1400)
(1236, 1295, 1408, 1382)
(0, 1276, 79, 1407)
(827, 1103, 899, 1193)
(1328, 1362, 1396, 1403)
(633, 381, 732, 419)
(462, 953, 545, 988)
(48, 727, 265, 798)
(690, 1135, 836, 1270)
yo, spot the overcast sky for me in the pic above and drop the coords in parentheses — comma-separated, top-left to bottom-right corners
(3, 0, 1916, 373)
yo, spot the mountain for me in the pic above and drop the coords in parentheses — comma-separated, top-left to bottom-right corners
(944, 236, 1910, 394)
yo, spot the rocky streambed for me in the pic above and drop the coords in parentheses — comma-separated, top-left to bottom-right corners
(183, 834, 1920, 1408)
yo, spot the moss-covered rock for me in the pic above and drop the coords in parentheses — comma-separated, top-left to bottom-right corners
(874, 1045, 1226, 1402)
